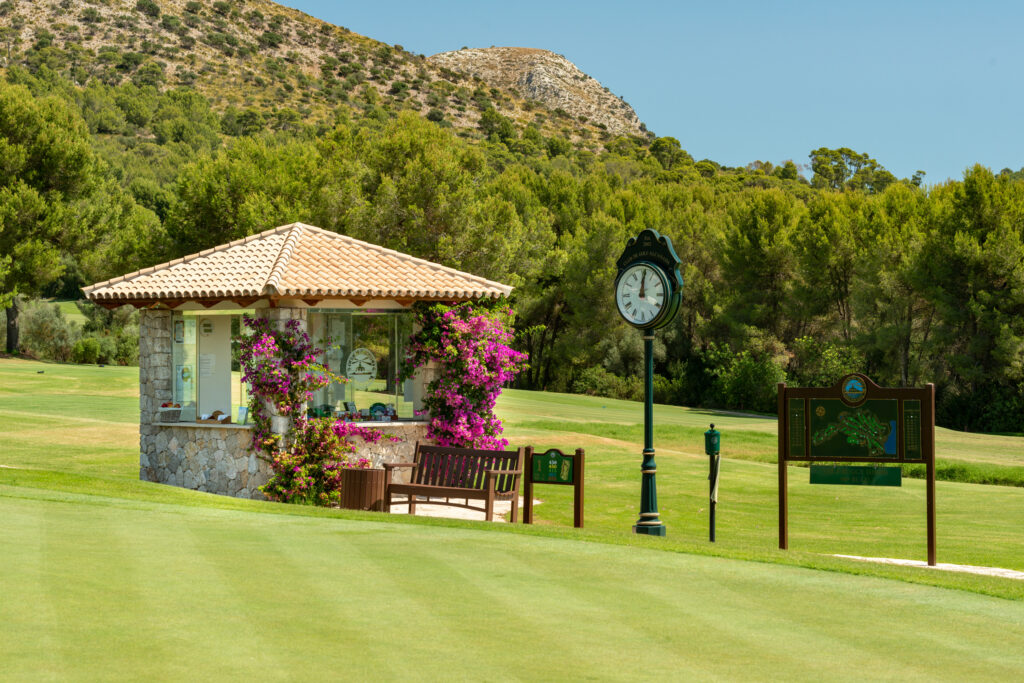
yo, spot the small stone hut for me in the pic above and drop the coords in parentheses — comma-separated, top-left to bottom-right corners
(84, 223, 513, 499)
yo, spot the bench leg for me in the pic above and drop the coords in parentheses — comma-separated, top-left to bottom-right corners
(409, 495, 416, 515)
(510, 495, 519, 524)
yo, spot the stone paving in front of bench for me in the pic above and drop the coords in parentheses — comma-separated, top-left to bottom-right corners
(387, 496, 539, 523)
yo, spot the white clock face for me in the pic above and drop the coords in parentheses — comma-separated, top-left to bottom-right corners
(616, 263, 669, 327)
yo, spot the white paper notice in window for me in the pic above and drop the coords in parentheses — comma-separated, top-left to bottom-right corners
(199, 353, 216, 378)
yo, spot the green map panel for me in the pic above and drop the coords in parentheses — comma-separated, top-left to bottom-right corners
(809, 399, 899, 459)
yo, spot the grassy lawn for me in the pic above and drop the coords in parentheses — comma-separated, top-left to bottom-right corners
(2, 486, 1024, 680)
(2, 358, 1024, 678)
(499, 388, 1024, 473)
(502, 423, 1024, 578)
(46, 298, 88, 327)
(0, 359, 138, 478)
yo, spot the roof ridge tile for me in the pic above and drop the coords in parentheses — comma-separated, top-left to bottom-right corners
(265, 224, 303, 296)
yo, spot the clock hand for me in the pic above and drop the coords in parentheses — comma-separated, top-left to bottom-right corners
(639, 270, 646, 299)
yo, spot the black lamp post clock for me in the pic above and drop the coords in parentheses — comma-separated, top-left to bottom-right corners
(614, 229, 683, 536)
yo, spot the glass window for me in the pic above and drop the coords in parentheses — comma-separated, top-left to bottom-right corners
(170, 309, 412, 424)
(308, 310, 415, 419)
(230, 316, 249, 423)
(171, 315, 197, 421)
(171, 311, 251, 424)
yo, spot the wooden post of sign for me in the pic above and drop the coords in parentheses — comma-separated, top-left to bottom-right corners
(926, 383, 936, 566)
(573, 448, 585, 528)
(524, 449, 535, 525)
(777, 382, 788, 550)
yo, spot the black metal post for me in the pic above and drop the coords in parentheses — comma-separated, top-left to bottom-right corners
(705, 423, 721, 543)
(709, 454, 718, 542)
(634, 335, 666, 536)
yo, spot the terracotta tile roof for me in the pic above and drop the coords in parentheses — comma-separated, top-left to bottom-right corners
(83, 223, 513, 304)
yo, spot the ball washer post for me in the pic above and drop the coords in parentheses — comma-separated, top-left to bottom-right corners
(705, 424, 721, 542)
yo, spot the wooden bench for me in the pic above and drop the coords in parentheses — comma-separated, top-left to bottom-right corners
(383, 442, 528, 522)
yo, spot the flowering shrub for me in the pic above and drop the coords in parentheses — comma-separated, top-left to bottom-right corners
(238, 315, 328, 453)
(237, 314, 395, 505)
(259, 416, 392, 505)
(260, 416, 344, 505)
(404, 302, 527, 449)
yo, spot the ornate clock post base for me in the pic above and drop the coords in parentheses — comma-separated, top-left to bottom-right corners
(633, 335, 666, 536)
(634, 447, 666, 536)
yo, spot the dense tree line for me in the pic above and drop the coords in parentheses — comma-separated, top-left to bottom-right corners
(2, 64, 1023, 433)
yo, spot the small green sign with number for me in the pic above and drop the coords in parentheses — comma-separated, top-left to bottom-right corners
(532, 449, 574, 483)
(809, 464, 902, 486)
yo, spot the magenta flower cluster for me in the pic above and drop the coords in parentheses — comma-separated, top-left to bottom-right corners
(405, 303, 527, 450)
(237, 315, 393, 505)
(238, 315, 329, 454)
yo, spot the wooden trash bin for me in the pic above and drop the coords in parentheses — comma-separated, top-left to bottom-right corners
(340, 468, 386, 512)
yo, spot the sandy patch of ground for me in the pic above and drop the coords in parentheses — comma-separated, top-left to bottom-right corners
(835, 554, 1024, 580)
(387, 496, 538, 523)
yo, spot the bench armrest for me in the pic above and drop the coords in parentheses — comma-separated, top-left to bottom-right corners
(383, 462, 415, 470)
(485, 468, 522, 477)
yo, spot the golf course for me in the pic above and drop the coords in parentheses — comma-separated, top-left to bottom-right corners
(2, 358, 1024, 679)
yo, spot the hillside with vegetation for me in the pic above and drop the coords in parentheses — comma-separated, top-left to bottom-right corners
(2, 0, 1024, 433)
(0, 0, 631, 143)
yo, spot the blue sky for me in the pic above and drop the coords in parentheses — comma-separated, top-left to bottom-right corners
(285, 1, 1023, 183)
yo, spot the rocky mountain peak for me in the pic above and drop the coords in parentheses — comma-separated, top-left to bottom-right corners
(428, 47, 645, 138)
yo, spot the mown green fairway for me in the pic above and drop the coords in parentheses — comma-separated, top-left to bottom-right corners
(2, 358, 1024, 679)
(0, 359, 139, 478)
(52, 299, 88, 327)
(3, 487, 1024, 681)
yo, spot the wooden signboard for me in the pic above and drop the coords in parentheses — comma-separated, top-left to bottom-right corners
(523, 448, 585, 528)
(777, 374, 936, 565)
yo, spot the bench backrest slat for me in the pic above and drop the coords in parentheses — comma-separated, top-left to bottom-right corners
(417, 450, 434, 485)
(496, 452, 515, 491)
(412, 444, 521, 493)
(466, 453, 483, 489)
(444, 452, 462, 487)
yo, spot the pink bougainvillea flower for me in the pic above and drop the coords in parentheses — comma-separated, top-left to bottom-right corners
(404, 302, 527, 451)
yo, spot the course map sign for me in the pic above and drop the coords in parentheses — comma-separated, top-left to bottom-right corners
(777, 374, 936, 565)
